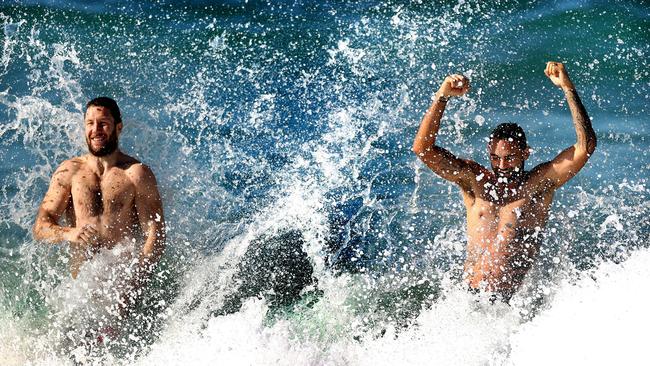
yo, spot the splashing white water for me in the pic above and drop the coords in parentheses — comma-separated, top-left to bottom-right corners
(509, 249, 650, 366)
(127, 248, 650, 366)
(1, 2, 649, 365)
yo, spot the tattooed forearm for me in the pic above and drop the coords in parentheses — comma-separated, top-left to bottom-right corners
(564, 88, 597, 154)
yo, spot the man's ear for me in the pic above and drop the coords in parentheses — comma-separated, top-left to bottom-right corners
(117, 122, 123, 135)
(523, 146, 531, 160)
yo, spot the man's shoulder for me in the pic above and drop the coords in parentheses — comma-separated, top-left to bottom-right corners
(460, 159, 491, 185)
(524, 162, 556, 192)
(54, 156, 85, 175)
(117, 153, 149, 175)
(454, 159, 490, 194)
(116, 152, 141, 167)
(462, 159, 489, 174)
(122, 157, 158, 185)
(511, 170, 556, 201)
(47, 157, 88, 187)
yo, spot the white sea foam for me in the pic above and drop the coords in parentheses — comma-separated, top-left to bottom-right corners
(509, 249, 649, 365)
(1, 2, 648, 365)
(47, 242, 139, 334)
(128, 249, 650, 366)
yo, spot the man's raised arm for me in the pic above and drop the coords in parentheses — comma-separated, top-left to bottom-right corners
(538, 62, 597, 188)
(412, 74, 476, 190)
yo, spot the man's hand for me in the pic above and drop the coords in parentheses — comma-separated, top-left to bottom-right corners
(64, 224, 99, 246)
(437, 74, 470, 98)
(545, 61, 575, 90)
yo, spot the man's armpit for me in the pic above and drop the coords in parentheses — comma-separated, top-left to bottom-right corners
(441, 161, 475, 190)
(457, 160, 486, 192)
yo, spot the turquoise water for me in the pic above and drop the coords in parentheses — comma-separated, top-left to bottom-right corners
(0, 1, 648, 364)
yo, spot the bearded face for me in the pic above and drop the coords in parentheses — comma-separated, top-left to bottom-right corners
(86, 126, 119, 157)
(84, 106, 121, 157)
(488, 139, 529, 182)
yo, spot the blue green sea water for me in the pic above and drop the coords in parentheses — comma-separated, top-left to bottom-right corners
(0, 0, 648, 364)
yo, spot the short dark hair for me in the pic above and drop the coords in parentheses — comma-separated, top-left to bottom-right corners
(85, 97, 122, 125)
(489, 123, 527, 150)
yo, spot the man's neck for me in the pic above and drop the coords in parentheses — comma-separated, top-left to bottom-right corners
(86, 149, 121, 175)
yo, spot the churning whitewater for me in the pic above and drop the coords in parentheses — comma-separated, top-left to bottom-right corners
(0, 1, 648, 365)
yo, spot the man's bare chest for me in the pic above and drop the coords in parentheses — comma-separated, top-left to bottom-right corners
(70, 169, 136, 216)
(466, 187, 553, 230)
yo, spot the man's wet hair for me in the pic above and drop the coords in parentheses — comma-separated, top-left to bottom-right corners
(85, 97, 122, 125)
(489, 122, 527, 150)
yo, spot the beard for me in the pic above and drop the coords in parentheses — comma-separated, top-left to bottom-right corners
(494, 165, 524, 182)
(86, 129, 119, 157)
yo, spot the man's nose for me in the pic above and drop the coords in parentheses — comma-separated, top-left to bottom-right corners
(498, 158, 507, 169)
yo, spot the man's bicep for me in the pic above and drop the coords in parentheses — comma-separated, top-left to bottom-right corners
(37, 166, 73, 221)
(538, 145, 590, 188)
(134, 166, 164, 224)
(133, 166, 166, 262)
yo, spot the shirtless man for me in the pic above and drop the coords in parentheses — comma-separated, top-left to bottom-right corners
(33, 97, 165, 311)
(412, 62, 596, 301)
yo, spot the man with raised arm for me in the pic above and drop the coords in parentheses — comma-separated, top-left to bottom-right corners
(412, 62, 596, 301)
(33, 97, 165, 322)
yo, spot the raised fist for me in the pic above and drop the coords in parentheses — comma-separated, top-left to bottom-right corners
(438, 74, 470, 98)
(545, 61, 575, 90)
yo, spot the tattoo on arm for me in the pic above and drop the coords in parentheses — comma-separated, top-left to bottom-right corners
(564, 89, 597, 154)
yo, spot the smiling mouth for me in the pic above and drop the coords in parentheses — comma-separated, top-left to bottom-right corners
(90, 136, 107, 144)
(495, 169, 515, 177)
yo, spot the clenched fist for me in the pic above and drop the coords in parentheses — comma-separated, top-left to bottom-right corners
(545, 61, 575, 90)
(437, 74, 470, 99)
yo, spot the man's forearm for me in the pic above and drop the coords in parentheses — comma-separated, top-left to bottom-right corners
(412, 96, 448, 154)
(33, 216, 69, 243)
(564, 88, 596, 154)
(140, 223, 165, 268)
(134, 222, 165, 288)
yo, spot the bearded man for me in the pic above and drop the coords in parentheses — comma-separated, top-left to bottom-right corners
(412, 62, 596, 301)
(33, 97, 165, 321)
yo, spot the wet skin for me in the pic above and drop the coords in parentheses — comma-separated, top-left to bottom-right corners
(412, 63, 596, 299)
(58, 154, 148, 276)
(461, 142, 555, 297)
(33, 106, 165, 280)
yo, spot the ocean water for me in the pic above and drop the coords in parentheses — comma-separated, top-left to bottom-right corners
(0, 0, 648, 364)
